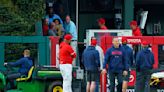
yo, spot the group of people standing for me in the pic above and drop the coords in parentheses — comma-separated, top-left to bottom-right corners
(82, 36, 154, 92)
(58, 18, 154, 92)
(81, 20, 154, 92)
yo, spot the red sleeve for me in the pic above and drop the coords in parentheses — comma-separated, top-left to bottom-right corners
(136, 30, 142, 36)
(136, 28, 142, 36)
(67, 45, 76, 58)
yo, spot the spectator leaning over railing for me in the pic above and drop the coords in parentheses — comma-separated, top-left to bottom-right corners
(64, 15, 77, 66)
(45, 7, 63, 26)
(53, 19, 65, 39)
(48, 22, 57, 36)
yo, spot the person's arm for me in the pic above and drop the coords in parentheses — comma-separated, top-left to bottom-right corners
(81, 50, 85, 69)
(122, 49, 129, 76)
(94, 50, 100, 67)
(123, 50, 129, 71)
(103, 49, 110, 69)
(137, 28, 142, 36)
(102, 49, 110, 74)
(130, 49, 134, 67)
(7, 58, 25, 67)
(151, 53, 155, 66)
(136, 52, 141, 71)
(48, 30, 57, 36)
(69, 22, 77, 40)
(67, 45, 76, 58)
(96, 46, 104, 70)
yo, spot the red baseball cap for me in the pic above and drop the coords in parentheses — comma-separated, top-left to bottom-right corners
(64, 34, 72, 40)
(98, 18, 106, 24)
(141, 41, 149, 46)
(122, 37, 127, 43)
(130, 20, 137, 26)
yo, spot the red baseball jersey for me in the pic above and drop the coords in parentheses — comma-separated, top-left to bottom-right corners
(133, 27, 142, 36)
(59, 42, 76, 64)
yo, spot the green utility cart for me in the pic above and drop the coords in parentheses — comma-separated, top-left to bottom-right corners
(0, 66, 83, 92)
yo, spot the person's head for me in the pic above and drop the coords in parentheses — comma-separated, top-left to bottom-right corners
(141, 40, 149, 48)
(43, 18, 49, 25)
(23, 49, 30, 57)
(91, 37, 97, 46)
(112, 37, 120, 48)
(65, 15, 71, 24)
(130, 20, 138, 30)
(64, 34, 72, 44)
(49, 22, 56, 30)
(98, 18, 106, 27)
(48, 7, 54, 15)
(53, 19, 61, 25)
(122, 37, 127, 45)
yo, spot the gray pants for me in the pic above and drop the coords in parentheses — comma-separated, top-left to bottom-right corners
(135, 70, 151, 92)
(6, 72, 22, 89)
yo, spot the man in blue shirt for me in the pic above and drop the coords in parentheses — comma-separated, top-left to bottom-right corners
(135, 41, 154, 92)
(4, 49, 33, 89)
(82, 39, 100, 92)
(64, 15, 77, 65)
(101, 37, 128, 92)
(45, 7, 63, 25)
(90, 37, 104, 92)
(121, 37, 133, 92)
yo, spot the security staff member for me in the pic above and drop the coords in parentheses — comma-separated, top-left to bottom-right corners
(121, 37, 133, 92)
(135, 41, 154, 92)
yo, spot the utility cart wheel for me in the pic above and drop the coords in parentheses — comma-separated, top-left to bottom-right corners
(48, 81, 63, 92)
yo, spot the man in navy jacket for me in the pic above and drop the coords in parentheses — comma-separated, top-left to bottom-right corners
(135, 41, 154, 92)
(4, 49, 33, 89)
(102, 37, 128, 92)
(121, 37, 134, 92)
(82, 39, 100, 92)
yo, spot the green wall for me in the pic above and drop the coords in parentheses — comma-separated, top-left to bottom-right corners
(0, 36, 50, 67)
(123, 0, 134, 29)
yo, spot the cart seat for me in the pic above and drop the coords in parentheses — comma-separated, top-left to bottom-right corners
(16, 66, 34, 81)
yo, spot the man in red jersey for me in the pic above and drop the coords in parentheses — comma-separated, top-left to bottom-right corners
(59, 34, 76, 92)
(130, 20, 142, 36)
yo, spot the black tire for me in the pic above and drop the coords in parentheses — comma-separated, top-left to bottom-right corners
(48, 81, 63, 92)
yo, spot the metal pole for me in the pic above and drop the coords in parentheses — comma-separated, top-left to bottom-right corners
(75, 0, 79, 66)
(76, 0, 79, 32)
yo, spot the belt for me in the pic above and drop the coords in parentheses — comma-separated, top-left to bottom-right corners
(71, 40, 77, 41)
